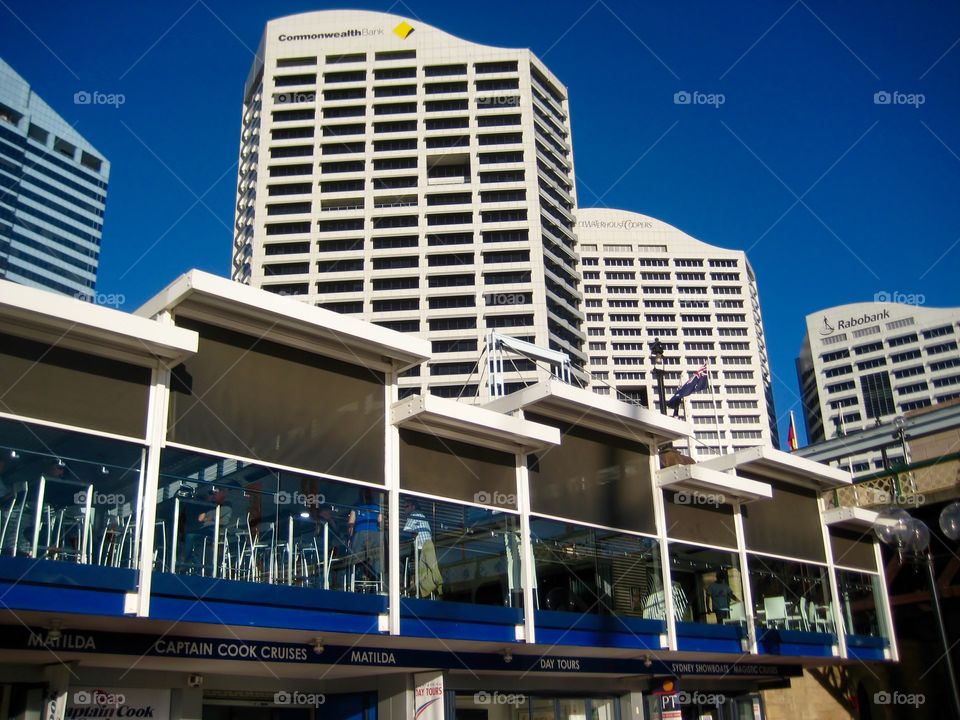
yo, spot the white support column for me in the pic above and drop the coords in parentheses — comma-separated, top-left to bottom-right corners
(137, 354, 173, 617)
(873, 538, 899, 661)
(650, 446, 676, 651)
(385, 367, 401, 635)
(516, 447, 536, 644)
(131, 448, 148, 569)
(818, 495, 847, 658)
(733, 500, 758, 655)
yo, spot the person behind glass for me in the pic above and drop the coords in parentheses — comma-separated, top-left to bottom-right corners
(707, 567, 739, 622)
(315, 503, 349, 559)
(346, 489, 381, 586)
(401, 499, 443, 597)
(180, 487, 233, 573)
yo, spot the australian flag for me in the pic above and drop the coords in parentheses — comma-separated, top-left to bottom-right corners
(667, 364, 709, 415)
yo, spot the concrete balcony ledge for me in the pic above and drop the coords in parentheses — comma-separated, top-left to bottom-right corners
(657, 463, 772, 504)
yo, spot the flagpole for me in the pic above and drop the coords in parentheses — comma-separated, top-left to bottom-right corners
(708, 362, 723, 455)
(681, 396, 699, 460)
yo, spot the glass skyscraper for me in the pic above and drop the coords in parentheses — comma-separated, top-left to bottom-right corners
(0, 58, 109, 297)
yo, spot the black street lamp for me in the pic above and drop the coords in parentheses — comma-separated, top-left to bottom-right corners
(650, 338, 666, 414)
(893, 416, 910, 463)
(875, 506, 960, 718)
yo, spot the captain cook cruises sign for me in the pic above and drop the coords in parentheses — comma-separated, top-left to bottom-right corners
(819, 309, 891, 337)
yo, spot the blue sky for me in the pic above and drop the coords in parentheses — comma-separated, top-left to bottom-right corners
(3, 0, 959, 446)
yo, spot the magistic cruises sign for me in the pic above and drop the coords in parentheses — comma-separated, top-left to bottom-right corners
(819, 309, 890, 336)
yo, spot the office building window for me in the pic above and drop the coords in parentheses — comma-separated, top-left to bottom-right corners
(922, 324, 954, 339)
(860, 371, 895, 419)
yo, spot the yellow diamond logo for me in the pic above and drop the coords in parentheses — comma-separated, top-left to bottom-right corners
(393, 21, 414, 39)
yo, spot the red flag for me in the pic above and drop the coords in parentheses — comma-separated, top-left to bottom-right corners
(787, 411, 799, 452)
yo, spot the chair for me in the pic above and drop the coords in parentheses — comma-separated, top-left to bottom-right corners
(795, 597, 808, 631)
(97, 513, 127, 567)
(641, 584, 688, 622)
(222, 520, 246, 581)
(154, 520, 167, 571)
(34, 505, 57, 559)
(724, 601, 746, 624)
(246, 516, 275, 583)
(764, 596, 788, 628)
(1, 482, 29, 556)
(807, 600, 832, 633)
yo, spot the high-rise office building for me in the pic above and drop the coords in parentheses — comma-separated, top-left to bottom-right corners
(233, 10, 584, 401)
(577, 208, 778, 454)
(0, 58, 109, 297)
(797, 301, 960, 472)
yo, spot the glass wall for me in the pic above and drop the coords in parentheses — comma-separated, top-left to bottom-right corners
(0, 419, 145, 568)
(664, 492, 738, 548)
(740, 480, 825, 563)
(835, 568, 887, 639)
(530, 517, 661, 618)
(399, 430, 517, 509)
(400, 493, 522, 607)
(668, 542, 745, 626)
(747, 555, 835, 634)
(0, 332, 151, 439)
(168, 319, 385, 483)
(157, 446, 387, 593)
(526, 416, 655, 535)
(828, 527, 876, 572)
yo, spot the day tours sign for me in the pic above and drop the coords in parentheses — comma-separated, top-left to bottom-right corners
(414, 672, 444, 720)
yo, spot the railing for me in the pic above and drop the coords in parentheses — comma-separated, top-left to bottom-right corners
(826, 452, 960, 510)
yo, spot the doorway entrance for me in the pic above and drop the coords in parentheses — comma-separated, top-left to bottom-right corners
(202, 691, 376, 720)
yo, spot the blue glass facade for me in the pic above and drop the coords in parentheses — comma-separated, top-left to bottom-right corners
(0, 59, 109, 298)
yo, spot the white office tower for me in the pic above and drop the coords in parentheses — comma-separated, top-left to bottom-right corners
(577, 208, 778, 454)
(232, 11, 584, 401)
(0, 58, 109, 297)
(797, 302, 960, 470)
